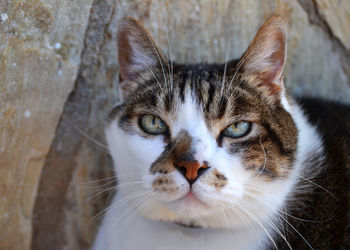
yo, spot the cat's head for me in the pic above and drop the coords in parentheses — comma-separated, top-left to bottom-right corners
(106, 16, 298, 228)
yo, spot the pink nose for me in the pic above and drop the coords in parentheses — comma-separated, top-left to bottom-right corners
(175, 160, 209, 184)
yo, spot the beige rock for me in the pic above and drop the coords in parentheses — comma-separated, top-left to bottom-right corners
(0, 0, 349, 250)
(0, 0, 92, 249)
(315, 0, 350, 50)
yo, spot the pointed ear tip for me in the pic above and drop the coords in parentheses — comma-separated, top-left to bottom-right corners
(119, 16, 139, 25)
(118, 16, 142, 32)
(117, 17, 146, 46)
(267, 15, 286, 24)
(266, 16, 287, 32)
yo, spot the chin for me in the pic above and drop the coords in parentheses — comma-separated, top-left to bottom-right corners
(167, 192, 213, 218)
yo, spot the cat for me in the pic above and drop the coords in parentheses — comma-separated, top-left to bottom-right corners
(93, 16, 350, 250)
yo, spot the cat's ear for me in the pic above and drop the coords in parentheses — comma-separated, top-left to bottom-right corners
(238, 16, 287, 101)
(117, 17, 167, 101)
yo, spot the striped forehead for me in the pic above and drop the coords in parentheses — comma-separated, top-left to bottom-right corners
(168, 69, 243, 136)
(170, 90, 217, 163)
(171, 90, 204, 135)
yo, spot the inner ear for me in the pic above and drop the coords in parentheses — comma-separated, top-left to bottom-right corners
(235, 16, 287, 99)
(117, 17, 168, 101)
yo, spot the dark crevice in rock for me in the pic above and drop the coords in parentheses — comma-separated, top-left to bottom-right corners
(297, 0, 350, 82)
(30, 0, 114, 249)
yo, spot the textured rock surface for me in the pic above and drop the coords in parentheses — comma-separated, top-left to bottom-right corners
(315, 0, 350, 49)
(0, 0, 92, 249)
(0, 0, 349, 249)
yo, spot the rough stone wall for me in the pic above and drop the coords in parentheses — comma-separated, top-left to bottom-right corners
(0, 0, 92, 249)
(0, 0, 349, 249)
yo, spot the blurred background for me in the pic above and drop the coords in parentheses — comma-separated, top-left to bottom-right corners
(0, 0, 349, 249)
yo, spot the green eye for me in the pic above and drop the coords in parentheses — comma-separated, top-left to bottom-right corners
(222, 122, 251, 138)
(140, 115, 168, 135)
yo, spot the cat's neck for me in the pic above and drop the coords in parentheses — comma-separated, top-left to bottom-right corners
(284, 95, 324, 187)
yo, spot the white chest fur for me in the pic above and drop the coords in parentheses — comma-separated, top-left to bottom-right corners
(92, 192, 268, 250)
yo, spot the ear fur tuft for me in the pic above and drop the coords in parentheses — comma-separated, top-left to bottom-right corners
(117, 17, 167, 101)
(238, 16, 287, 101)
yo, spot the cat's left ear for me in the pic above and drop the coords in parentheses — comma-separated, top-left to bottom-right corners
(237, 16, 287, 102)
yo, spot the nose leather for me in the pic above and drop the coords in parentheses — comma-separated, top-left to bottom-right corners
(175, 160, 209, 184)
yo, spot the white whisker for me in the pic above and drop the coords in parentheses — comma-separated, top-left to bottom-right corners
(88, 190, 152, 225)
(257, 136, 267, 176)
(220, 40, 231, 101)
(241, 199, 292, 250)
(236, 200, 279, 250)
(64, 117, 109, 150)
(141, 26, 170, 95)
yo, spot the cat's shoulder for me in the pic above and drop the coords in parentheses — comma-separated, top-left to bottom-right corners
(296, 96, 350, 140)
(296, 96, 350, 170)
(283, 97, 350, 249)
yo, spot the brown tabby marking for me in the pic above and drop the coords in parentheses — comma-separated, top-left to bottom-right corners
(152, 176, 178, 194)
(150, 130, 193, 175)
(240, 138, 291, 179)
(201, 169, 228, 190)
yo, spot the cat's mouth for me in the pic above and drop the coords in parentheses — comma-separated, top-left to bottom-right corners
(178, 191, 209, 208)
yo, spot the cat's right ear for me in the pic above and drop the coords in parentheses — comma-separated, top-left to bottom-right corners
(117, 17, 167, 101)
(236, 16, 287, 103)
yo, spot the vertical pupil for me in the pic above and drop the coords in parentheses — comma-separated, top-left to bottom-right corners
(152, 116, 156, 126)
(234, 123, 238, 129)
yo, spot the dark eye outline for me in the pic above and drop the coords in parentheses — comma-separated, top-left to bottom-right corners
(138, 114, 169, 135)
(221, 121, 252, 139)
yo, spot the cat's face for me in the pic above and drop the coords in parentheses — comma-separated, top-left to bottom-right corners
(106, 16, 298, 228)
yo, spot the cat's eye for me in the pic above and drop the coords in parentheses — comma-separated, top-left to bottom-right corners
(140, 115, 168, 135)
(222, 122, 251, 138)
